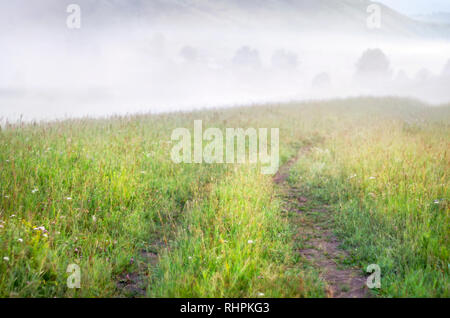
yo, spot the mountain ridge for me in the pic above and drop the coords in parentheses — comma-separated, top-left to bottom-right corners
(108, 0, 450, 39)
(2, 0, 449, 40)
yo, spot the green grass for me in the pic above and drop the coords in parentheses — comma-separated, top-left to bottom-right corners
(0, 97, 448, 297)
(288, 99, 449, 297)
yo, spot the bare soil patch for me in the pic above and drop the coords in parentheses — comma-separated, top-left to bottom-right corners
(275, 149, 369, 298)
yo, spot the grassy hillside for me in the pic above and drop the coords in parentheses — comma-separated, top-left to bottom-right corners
(0, 97, 448, 297)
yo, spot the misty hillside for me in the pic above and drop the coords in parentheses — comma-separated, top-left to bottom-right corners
(4, 0, 449, 40)
(2, 0, 450, 122)
(414, 12, 450, 25)
(79, 0, 450, 39)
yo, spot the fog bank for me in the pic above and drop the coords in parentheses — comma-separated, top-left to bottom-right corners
(1, 1, 449, 122)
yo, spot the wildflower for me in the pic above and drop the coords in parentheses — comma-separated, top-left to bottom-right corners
(32, 188, 38, 194)
(43, 234, 48, 238)
(3, 257, 9, 262)
(140, 171, 146, 174)
(369, 176, 376, 180)
(34, 226, 48, 233)
(92, 215, 97, 222)
(348, 174, 357, 179)
(258, 292, 265, 297)
(18, 238, 23, 243)
(10, 214, 16, 218)
(434, 200, 440, 204)
(0, 225, 4, 229)
(248, 240, 254, 244)
(4, 195, 9, 199)
(66, 197, 72, 201)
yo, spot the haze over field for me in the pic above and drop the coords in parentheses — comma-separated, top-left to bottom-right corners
(1, 0, 449, 121)
(1, 1, 449, 300)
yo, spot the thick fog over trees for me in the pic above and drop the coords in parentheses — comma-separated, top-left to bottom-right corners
(1, 0, 450, 121)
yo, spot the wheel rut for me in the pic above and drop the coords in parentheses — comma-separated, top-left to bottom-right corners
(274, 148, 369, 298)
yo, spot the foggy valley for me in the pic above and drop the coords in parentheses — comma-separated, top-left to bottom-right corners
(1, 1, 449, 301)
(1, 0, 450, 121)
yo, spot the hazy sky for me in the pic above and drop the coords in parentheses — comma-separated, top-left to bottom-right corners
(377, 0, 450, 15)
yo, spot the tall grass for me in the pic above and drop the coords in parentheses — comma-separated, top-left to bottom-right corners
(0, 97, 448, 297)
(149, 166, 325, 297)
(289, 100, 449, 297)
(0, 114, 227, 297)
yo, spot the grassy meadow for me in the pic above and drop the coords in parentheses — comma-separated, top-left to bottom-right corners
(0, 97, 448, 297)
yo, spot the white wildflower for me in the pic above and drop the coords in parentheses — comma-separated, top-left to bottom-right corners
(18, 238, 23, 243)
(248, 240, 254, 244)
(258, 292, 265, 297)
(34, 226, 47, 233)
(32, 188, 38, 194)
(3, 256, 9, 262)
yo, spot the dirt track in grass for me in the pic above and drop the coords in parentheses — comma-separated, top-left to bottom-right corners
(275, 148, 369, 298)
(119, 148, 370, 298)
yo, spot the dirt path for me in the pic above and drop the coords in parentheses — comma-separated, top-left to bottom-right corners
(274, 149, 369, 298)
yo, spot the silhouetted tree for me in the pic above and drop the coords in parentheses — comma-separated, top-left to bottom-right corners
(180, 46, 199, 63)
(232, 46, 261, 69)
(442, 59, 450, 77)
(271, 49, 298, 70)
(312, 72, 331, 89)
(415, 68, 432, 82)
(395, 69, 409, 82)
(355, 48, 392, 83)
